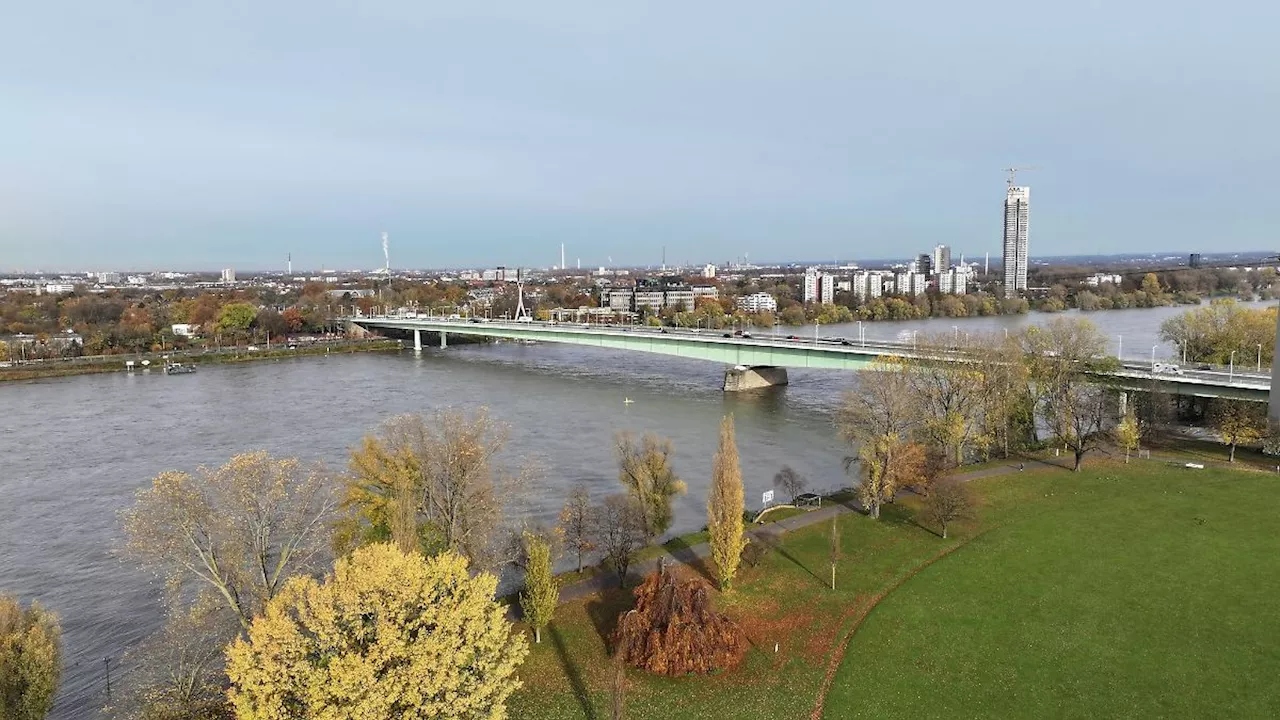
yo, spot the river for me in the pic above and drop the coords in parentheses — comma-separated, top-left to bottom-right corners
(0, 302, 1266, 717)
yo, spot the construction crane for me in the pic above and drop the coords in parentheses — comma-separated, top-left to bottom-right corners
(1004, 166, 1035, 187)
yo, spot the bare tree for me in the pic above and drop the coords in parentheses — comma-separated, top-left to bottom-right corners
(593, 494, 649, 586)
(338, 410, 530, 570)
(923, 480, 972, 539)
(121, 451, 337, 630)
(104, 596, 238, 720)
(772, 466, 808, 503)
(558, 484, 594, 573)
(615, 432, 686, 540)
(828, 516, 841, 591)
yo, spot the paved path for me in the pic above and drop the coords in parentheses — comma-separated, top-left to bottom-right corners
(552, 458, 1039, 605)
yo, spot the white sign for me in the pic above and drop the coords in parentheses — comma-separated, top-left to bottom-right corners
(762, 490, 774, 505)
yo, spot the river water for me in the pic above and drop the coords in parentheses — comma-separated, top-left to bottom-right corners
(0, 303, 1266, 717)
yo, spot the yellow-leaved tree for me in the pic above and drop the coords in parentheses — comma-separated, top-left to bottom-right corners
(226, 544, 528, 720)
(707, 414, 747, 591)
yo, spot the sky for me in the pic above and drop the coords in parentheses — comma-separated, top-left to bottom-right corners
(1, 1, 1277, 272)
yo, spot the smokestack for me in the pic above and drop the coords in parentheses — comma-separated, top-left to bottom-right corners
(561, 243, 565, 271)
(381, 232, 390, 272)
(287, 252, 292, 275)
(984, 252, 989, 275)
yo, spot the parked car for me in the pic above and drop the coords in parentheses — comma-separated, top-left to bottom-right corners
(723, 333, 733, 338)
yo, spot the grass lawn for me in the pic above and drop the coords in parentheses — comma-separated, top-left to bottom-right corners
(509, 460, 1280, 719)
(825, 462, 1280, 718)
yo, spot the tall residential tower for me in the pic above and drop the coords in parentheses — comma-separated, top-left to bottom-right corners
(1001, 185, 1030, 298)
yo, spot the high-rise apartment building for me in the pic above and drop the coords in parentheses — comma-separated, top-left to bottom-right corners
(932, 245, 951, 274)
(221, 268, 236, 283)
(802, 268, 835, 304)
(1001, 186, 1030, 298)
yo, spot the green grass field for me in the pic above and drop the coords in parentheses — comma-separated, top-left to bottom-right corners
(509, 460, 1280, 719)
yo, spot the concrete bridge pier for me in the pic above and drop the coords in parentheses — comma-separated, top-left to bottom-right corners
(413, 329, 422, 353)
(440, 331, 447, 349)
(723, 365, 788, 392)
(1118, 390, 1128, 417)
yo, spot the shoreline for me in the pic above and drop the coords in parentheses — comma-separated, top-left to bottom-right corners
(0, 338, 403, 383)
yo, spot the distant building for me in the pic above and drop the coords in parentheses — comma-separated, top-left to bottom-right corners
(97, 272, 121, 284)
(221, 268, 237, 283)
(894, 272, 928, 296)
(914, 254, 932, 276)
(1189, 253, 1203, 268)
(932, 245, 952, 274)
(937, 268, 969, 295)
(605, 277, 700, 313)
(43, 284, 75, 295)
(701, 264, 717, 278)
(1084, 273, 1123, 287)
(802, 268, 835, 304)
(127, 275, 147, 285)
(852, 271, 888, 300)
(736, 292, 778, 313)
(1002, 186, 1030, 298)
(171, 324, 197, 337)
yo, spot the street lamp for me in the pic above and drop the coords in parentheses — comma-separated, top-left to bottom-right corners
(857, 320, 864, 347)
(1230, 350, 1236, 382)
(911, 330, 918, 350)
(1117, 334, 1123, 361)
(1151, 345, 1157, 369)
(1258, 343, 1263, 372)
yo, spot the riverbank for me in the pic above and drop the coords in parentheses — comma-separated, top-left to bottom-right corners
(0, 338, 403, 382)
(509, 454, 1280, 719)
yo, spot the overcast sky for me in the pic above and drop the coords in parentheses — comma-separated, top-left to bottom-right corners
(1, 1, 1276, 271)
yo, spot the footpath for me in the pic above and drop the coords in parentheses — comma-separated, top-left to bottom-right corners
(553, 459, 1033, 605)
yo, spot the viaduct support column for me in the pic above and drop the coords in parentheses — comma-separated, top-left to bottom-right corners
(1117, 390, 1128, 418)
(723, 365, 789, 392)
(413, 329, 422, 353)
(440, 331, 447, 349)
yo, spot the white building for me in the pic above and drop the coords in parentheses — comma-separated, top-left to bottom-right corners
(736, 292, 778, 313)
(43, 284, 75, 294)
(1085, 273, 1123, 287)
(1002, 186, 1030, 298)
(802, 268, 835, 304)
(938, 268, 969, 295)
(221, 268, 237, 283)
(171, 324, 197, 337)
(894, 272, 928, 296)
(97, 272, 121, 284)
(127, 275, 147, 285)
(852, 271, 888, 300)
(701, 264, 717, 278)
(932, 245, 952, 274)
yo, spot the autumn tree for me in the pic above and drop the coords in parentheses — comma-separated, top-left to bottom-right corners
(226, 544, 527, 720)
(707, 415, 748, 591)
(772, 466, 807, 503)
(337, 410, 527, 569)
(973, 332, 1035, 457)
(924, 480, 972, 539)
(1116, 410, 1142, 462)
(1159, 299, 1276, 366)
(215, 302, 258, 335)
(558, 484, 594, 573)
(1024, 318, 1118, 471)
(520, 533, 558, 644)
(0, 595, 61, 720)
(121, 451, 337, 630)
(612, 568, 747, 676)
(615, 432, 686, 540)
(593, 494, 649, 586)
(1210, 400, 1267, 462)
(837, 358, 920, 519)
(908, 335, 985, 466)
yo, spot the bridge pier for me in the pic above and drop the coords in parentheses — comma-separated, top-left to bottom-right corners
(440, 331, 447, 349)
(723, 365, 788, 392)
(1118, 390, 1128, 417)
(413, 329, 422, 353)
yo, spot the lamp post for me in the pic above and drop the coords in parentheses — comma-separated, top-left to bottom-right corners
(912, 330, 918, 350)
(1258, 343, 1263, 372)
(857, 320, 864, 347)
(1117, 334, 1123, 361)
(1151, 345, 1158, 369)
(1230, 350, 1236, 382)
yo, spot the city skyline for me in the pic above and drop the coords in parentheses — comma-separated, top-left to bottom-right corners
(3, 2, 1276, 270)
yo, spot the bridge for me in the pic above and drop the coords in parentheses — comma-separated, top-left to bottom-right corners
(352, 314, 1272, 403)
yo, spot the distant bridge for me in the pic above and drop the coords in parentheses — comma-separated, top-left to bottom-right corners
(352, 315, 1271, 402)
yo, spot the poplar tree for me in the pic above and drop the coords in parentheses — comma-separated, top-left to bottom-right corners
(0, 596, 61, 720)
(520, 533, 559, 644)
(707, 415, 748, 591)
